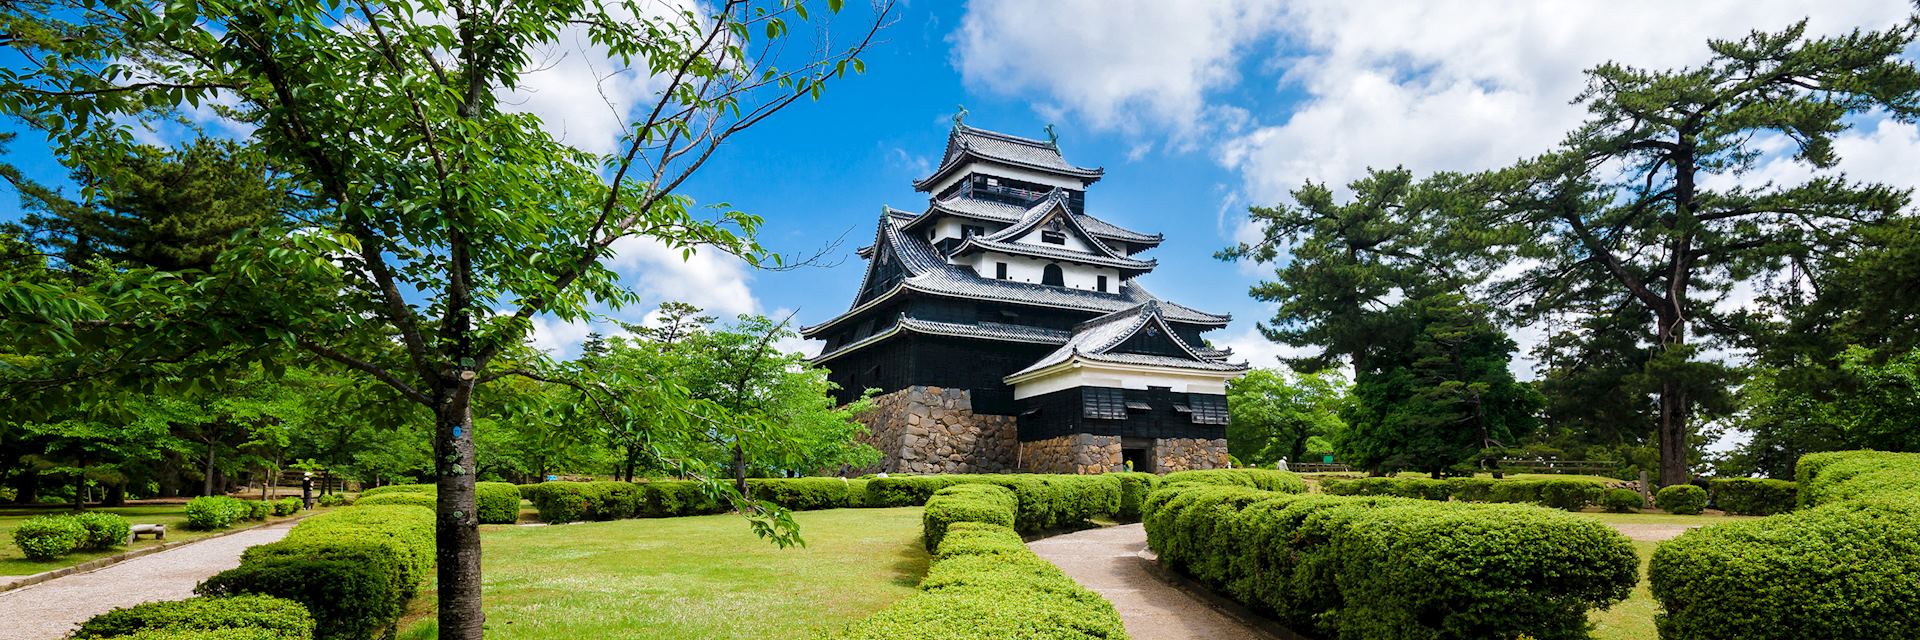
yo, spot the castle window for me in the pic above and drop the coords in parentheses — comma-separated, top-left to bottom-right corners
(1189, 395, 1229, 425)
(1097, 275, 1108, 292)
(1083, 388, 1127, 420)
(995, 262, 1009, 279)
(1042, 264, 1065, 286)
(1041, 218, 1067, 245)
(962, 224, 985, 238)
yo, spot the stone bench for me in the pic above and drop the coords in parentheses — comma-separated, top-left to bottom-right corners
(127, 524, 166, 544)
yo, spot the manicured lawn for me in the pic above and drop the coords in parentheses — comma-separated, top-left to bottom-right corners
(400, 506, 929, 640)
(0, 503, 309, 576)
(1589, 539, 1661, 640)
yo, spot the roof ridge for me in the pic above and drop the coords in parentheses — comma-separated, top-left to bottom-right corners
(955, 123, 1056, 149)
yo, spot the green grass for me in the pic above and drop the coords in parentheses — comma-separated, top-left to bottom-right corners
(1571, 510, 1758, 525)
(400, 506, 930, 640)
(1299, 471, 1628, 485)
(0, 503, 310, 576)
(1589, 539, 1661, 640)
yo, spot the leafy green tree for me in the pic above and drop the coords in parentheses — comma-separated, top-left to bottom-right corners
(1465, 19, 1920, 485)
(1225, 368, 1348, 466)
(1339, 294, 1542, 477)
(2, 2, 891, 635)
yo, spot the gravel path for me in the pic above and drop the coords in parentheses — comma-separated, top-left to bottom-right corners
(1029, 524, 1283, 640)
(0, 522, 296, 640)
(1609, 523, 1701, 542)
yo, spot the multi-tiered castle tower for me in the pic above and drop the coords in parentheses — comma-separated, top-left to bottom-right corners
(805, 122, 1245, 474)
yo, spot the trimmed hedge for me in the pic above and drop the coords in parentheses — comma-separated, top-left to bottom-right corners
(475, 482, 521, 524)
(76, 511, 133, 550)
(316, 494, 352, 508)
(112, 630, 293, 640)
(11, 514, 88, 560)
(357, 484, 433, 498)
(351, 493, 436, 509)
(1111, 472, 1158, 523)
(748, 477, 851, 511)
(1160, 468, 1306, 493)
(1144, 483, 1637, 640)
(72, 595, 314, 639)
(1707, 478, 1796, 516)
(271, 497, 302, 517)
(198, 505, 433, 640)
(922, 484, 1017, 551)
(185, 496, 251, 530)
(1446, 477, 1496, 502)
(1656, 485, 1707, 515)
(1602, 488, 1644, 513)
(1652, 451, 1920, 639)
(1322, 476, 1606, 510)
(245, 501, 272, 521)
(833, 517, 1127, 638)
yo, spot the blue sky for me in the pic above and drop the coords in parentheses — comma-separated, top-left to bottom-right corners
(7, 0, 1919, 374)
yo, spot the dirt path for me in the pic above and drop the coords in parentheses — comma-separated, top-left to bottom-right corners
(1608, 523, 1701, 542)
(1029, 524, 1285, 640)
(0, 521, 296, 640)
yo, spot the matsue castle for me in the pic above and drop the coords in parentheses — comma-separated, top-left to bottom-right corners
(805, 121, 1247, 475)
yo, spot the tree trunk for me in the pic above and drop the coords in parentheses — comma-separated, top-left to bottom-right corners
(733, 443, 747, 497)
(104, 483, 126, 507)
(1655, 310, 1690, 487)
(72, 473, 86, 511)
(203, 442, 218, 497)
(435, 383, 485, 640)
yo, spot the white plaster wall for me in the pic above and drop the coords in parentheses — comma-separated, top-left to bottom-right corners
(964, 250, 1120, 292)
(1010, 364, 1239, 399)
(1009, 215, 1099, 253)
(930, 216, 1010, 244)
(926, 162, 1091, 195)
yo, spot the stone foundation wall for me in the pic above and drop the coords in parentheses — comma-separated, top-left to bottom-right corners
(1019, 434, 1125, 474)
(1154, 437, 1230, 473)
(850, 386, 1016, 475)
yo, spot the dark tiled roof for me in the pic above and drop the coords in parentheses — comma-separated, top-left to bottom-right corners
(810, 316, 1071, 364)
(801, 212, 1231, 337)
(923, 196, 1162, 246)
(1007, 301, 1248, 380)
(914, 125, 1103, 190)
(952, 236, 1156, 271)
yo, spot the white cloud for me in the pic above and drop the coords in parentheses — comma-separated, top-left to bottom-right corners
(1211, 324, 1316, 371)
(951, 0, 1282, 142)
(497, 0, 699, 155)
(605, 236, 761, 317)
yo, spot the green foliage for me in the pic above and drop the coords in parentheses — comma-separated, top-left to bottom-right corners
(921, 484, 1016, 551)
(830, 522, 1127, 640)
(1794, 450, 1920, 507)
(271, 498, 301, 517)
(474, 482, 521, 525)
(1144, 483, 1637, 640)
(245, 501, 272, 521)
(1225, 368, 1348, 465)
(1489, 480, 1544, 505)
(71, 595, 315, 639)
(315, 494, 351, 508)
(1536, 479, 1605, 511)
(1339, 294, 1543, 476)
(358, 485, 433, 498)
(1159, 468, 1307, 493)
(1707, 479, 1796, 516)
(747, 478, 850, 512)
(1110, 472, 1158, 523)
(1651, 499, 1920, 640)
(1445, 477, 1496, 502)
(199, 505, 433, 640)
(352, 493, 436, 509)
(1656, 485, 1707, 515)
(74, 511, 132, 550)
(184, 496, 250, 530)
(11, 514, 87, 560)
(1602, 489, 1644, 513)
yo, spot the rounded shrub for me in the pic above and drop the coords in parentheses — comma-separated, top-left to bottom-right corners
(245, 501, 272, 521)
(1708, 478, 1797, 516)
(12, 514, 87, 560)
(1488, 480, 1546, 504)
(271, 497, 302, 516)
(1601, 488, 1643, 513)
(74, 511, 132, 550)
(351, 493, 436, 509)
(1111, 472, 1158, 522)
(71, 594, 314, 639)
(1656, 484, 1708, 515)
(475, 482, 521, 524)
(1651, 499, 1920, 640)
(185, 496, 251, 530)
(1160, 468, 1307, 493)
(315, 494, 351, 508)
(199, 506, 432, 640)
